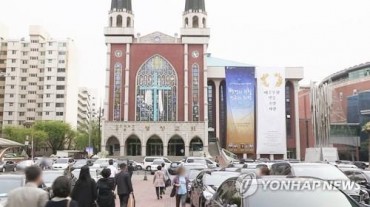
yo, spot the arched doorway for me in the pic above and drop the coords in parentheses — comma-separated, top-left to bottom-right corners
(106, 136, 120, 156)
(168, 135, 185, 156)
(190, 137, 204, 153)
(125, 135, 141, 156)
(146, 135, 163, 156)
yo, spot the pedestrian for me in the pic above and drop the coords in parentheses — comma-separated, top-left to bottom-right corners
(115, 163, 133, 207)
(97, 168, 116, 207)
(71, 166, 97, 207)
(5, 166, 48, 207)
(45, 176, 78, 207)
(153, 165, 165, 200)
(173, 167, 189, 207)
(107, 159, 117, 178)
(127, 162, 135, 178)
(63, 164, 77, 191)
(161, 163, 171, 193)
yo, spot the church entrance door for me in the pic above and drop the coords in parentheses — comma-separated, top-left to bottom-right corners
(126, 136, 142, 156)
(146, 136, 163, 156)
(168, 135, 185, 156)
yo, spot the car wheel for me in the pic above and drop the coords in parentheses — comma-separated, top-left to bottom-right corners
(137, 166, 142, 170)
(146, 166, 151, 171)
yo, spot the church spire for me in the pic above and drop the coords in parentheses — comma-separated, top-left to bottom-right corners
(185, 0, 206, 12)
(111, 0, 132, 12)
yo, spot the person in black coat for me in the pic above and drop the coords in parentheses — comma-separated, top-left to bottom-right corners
(45, 176, 78, 207)
(127, 163, 134, 178)
(97, 168, 115, 207)
(71, 166, 97, 207)
(115, 163, 133, 207)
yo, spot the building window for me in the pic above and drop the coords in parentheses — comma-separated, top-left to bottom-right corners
(56, 94, 64, 98)
(45, 103, 50, 107)
(55, 103, 64, 107)
(21, 77, 27, 81)
(9, 94, 14, 98)
(20, 103, 25, 107)
(57, 68, 65, 73)
(20, 95, 26, 98)
(19, 112, 25, 116)
(192, 64, 200, 121)
(8, 112, 13, 116)
(208, 81, 216, 138)
(56, 112, 64, 116)
(56, 85, 65, 90)
(57, 77, 65, 81)
(136, 55, 177, 122)
(45, 112, 50, 115)
(22, 69, 27, 73)
(20, 86, 26, 90)
(47, 76, 51, 80)
(286, 82, 293, 137)
(11, 67, 15, 72)
(46, 85, 51, 89)
(58, 60, 65, 64)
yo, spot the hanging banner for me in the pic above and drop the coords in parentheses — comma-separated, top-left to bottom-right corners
(256, 67, 286, 155)
(226, 67, 255, 154)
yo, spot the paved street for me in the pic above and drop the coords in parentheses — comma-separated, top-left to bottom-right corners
(128, 171, 190, 207)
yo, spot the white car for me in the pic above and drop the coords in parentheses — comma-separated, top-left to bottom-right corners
(52, 158, 74, 170)
(92, 158, 118, 169)
(150, 159, 171, 174)
(184, 157, 218, 168)
(143, 157, 171, 171)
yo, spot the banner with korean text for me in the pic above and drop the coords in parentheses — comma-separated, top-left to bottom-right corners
(256, 67, 286, 155)
(226, 67, 255, 154)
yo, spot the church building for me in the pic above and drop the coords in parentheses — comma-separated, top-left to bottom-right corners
(102, 0, 304, 159)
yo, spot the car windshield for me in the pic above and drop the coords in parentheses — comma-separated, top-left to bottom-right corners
(0, 179, 23, 196)
(204, 172, 240, 188)
(292, 165, 349, 180)
(56, 159, 69, 164)
(43, 172, 63, 183)
(245, 185, 358, 207)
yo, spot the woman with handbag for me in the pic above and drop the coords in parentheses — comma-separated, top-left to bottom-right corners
(97, 168, 116, 207)
(71, 166, 97, 207)
(45, 176, 78, 207)
(153, 165, 166, 200)
(172, 167, 189, 207)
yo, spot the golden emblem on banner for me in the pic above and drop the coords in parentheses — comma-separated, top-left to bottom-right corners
(260, 73, 283, 88)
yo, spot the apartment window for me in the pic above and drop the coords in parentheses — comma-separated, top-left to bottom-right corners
(48, 59, 52, 63)
(8, 112, 13, 116)
(9, 103, 13, 107)
(30, 57, 38, 60)
(38, 95, 43, 99)
(48, 42, 53, 46)
(9, 94, 14, 98)
(40, 60, 45, 64)
(12, 50, 16, 55)
(20, 103, 25, 107)
(37, 103, 42, 107)
(30, 65, 37, 69)
(48, 68, 52, 72)
(39, 68, 44, 73)
(56, 94, 64, 99)
(39, 77, 44, 81)
(0, 95, 4, 98)
(45, 112, 50, 115)
(56, 112, 64, 116)
(11, 77, 15, 80)
(27, 100, 36, 103)
(57, 68, 65, 73)
(48, 51, 53, 55)
(37, 112, 42, 116)
(29, 82, 37, 86)
(19, 112, 25, 116)
(20, 86, 26, 90)
(21, 69, 27, 73)
(27, 108, 35, 112)
(38, 86, 44, 90)
(45, 103, 50, 107)
(31, 40, 39, 43)
(28, 91, 36, 94)
(58, 60, 65, 64)
(21, 77, 27, 81)
(58, 51, 66, 55)
(10, 85, 14, 89)
(46, 94, 51, 98)
(56, 85, 65, 90)
(22, 51, 28, 56)
(20, 95, 26, 98)
(27, 117, 35, 121)
(63, 43, 67, 47)
(56, 103, 64, 107)
(40, 52, 45, 56)
(22, 60, 28, 64)
(47, 76, 51, 80)
(22, 43, 28, 47)
(57, 77, 65, 81)
(30, 74, 37, 77)
(46, 85, 51, 90)
(7, 121, 12, 124)
(11, 59, 16, 63)
(11, 67, 15, 72)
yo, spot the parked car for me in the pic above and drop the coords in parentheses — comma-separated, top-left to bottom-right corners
(168, 161, 182, 175)
(42, 170, 65, 188)
(133, 161, 143, 170)
(270, 162, 367, 204)
(353, 161, 368, 170)
(0, 175, 25, 207)
(117, 159, 142, 170)
(73, 159, 94, 169)
(342, 168, 370, 203)
(150, 159, 171, 175)
(337, 164, 359, 170)
(52, 158, 74, 170)
(190, 171, 240, 207)
(143, 157, 171, 171)
(0, 161, 17, 173)
(16, 160, 35, 171)
(186, 169, 203, 202)
(206, 176, 367, 207)
(92, 158, 117, 170)
(182, 163, 208, 172)
(184, 157, 218, 168)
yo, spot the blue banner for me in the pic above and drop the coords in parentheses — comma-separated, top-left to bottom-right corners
(225, 67, 255, 154)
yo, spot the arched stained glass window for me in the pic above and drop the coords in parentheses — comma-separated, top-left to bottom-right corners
(192, 64, 200, 121)
(136, 55, 177, 121)
(113, 63, 122, 121)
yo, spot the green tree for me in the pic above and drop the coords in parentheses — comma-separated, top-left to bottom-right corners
(363, 122, 370, 162)
(75, 120, 101, 153)
(3, 126, 48, 145)
(33, 121, 74, 154)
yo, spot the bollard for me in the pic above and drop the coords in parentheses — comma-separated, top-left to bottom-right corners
(144, 170, 148, 181)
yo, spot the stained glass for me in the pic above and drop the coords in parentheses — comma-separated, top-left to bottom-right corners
(136, 55, 177, 121)
(113, 63, 122, 121)
(192, 64, 200, 121)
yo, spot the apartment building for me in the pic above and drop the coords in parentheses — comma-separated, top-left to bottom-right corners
(77, 87, 98, 129)
(1, 26, 77, 128)
(0, 25, 8, 126)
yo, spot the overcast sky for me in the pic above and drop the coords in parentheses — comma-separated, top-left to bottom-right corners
(1, 0, 370, 100)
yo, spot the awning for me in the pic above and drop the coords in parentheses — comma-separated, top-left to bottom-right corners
(0, 138, 23, 148)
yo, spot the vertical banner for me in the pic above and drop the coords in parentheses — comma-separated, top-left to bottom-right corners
(256, 67, 286, 155)
(226, 67, 255, 154)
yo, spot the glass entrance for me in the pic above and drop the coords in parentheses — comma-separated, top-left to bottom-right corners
(126, 136, 141, 156)
(168, 136, 185, 156)
(146, 136, 163, 156)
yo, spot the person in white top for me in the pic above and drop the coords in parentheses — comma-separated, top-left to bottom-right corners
(107, 159, 117, 178)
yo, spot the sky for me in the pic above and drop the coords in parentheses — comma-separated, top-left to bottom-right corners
(1, 0, 370, 100)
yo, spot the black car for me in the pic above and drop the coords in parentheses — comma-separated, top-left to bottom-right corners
(190, 171, 240, 207)
(206, 176, 367, 207)
(0, 161, 17, 173)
